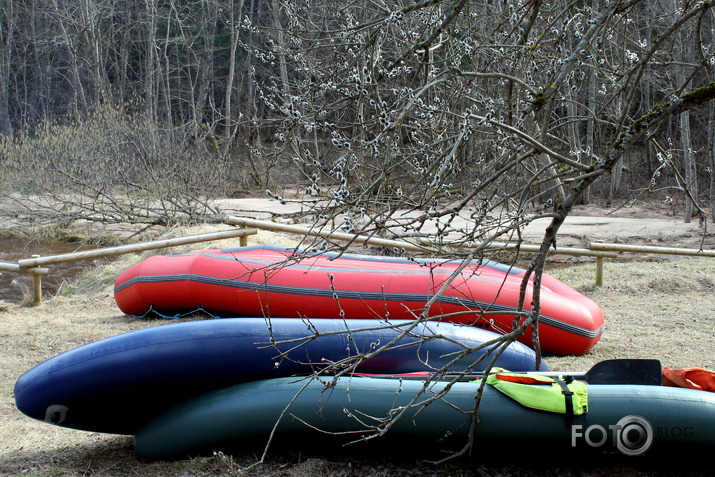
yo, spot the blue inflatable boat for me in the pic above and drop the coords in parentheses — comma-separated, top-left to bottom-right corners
(14, 317, 545, 434)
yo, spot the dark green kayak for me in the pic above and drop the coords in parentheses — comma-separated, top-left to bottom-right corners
(135, 375, 715, 460)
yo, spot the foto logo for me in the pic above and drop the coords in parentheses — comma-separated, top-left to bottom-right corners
(571, 415, 653, 456)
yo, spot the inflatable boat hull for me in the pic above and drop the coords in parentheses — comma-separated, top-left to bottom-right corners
(135, 375, 715, 461)
(114, 245, 604, 356)
(14, 317, 544, 434)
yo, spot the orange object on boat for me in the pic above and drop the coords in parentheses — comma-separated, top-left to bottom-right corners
(662, 367, 715, 393)
(114, 245, 605, 356)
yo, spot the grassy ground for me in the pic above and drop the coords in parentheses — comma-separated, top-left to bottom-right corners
(0, 226, 713, 476)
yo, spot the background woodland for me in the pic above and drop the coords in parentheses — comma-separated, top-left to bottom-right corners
(1, 0, 714, 244)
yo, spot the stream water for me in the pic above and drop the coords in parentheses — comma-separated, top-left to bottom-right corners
(0, 237, 112, 303)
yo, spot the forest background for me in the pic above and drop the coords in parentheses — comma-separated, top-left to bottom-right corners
(1, 0, 715, 232)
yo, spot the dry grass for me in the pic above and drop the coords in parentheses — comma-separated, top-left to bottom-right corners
(547, 257, 715, 371)
(0, 226, 713, 476)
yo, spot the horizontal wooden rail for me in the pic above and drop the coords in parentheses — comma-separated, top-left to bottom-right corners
(17, 228, 257, 269)
(8, 227, 256, 306)
(226, 217, 617, 258)
(226, 217, 628, 287)
(227, 217, 437, 253)
(0, 261, 49, 274)
(423, 238, 617, 258)
(0, 261, 21, 272)
(589, 242, 715, 257)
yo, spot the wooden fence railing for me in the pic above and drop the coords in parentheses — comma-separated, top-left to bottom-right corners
(2, 217, 712, 305)
(588, 242, 715, 257)
(225, 217, 617, 258)
(2, 227, 257, 305)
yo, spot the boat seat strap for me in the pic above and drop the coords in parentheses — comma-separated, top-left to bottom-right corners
(555, 378, 575, 428)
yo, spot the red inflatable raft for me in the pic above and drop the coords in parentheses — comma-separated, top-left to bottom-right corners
(114, 245, 604, 356)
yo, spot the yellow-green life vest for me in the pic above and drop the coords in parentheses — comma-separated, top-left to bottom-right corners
(483, 370, 588, 415)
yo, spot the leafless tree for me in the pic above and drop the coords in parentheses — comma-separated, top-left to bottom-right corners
(241, 0, 715, 457)
(1, 0, 714, 462)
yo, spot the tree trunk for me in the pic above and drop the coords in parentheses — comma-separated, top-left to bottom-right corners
(0, 0, 14, 137)
(80, 0, 106, 104)
(608, 93, 623, 205)
(681, 109, 696, 222)
(677, 25, 696, 223)
(582, 63, 596, 205)
(193, 0, 217, 127)
(144, 0, 158, 123)
(222, 0, 245, 155)
(51, 0, 88, 114)
(270, 0, 302, 166)
(30, 0, 51, 125)
(709, 103, 715, 221)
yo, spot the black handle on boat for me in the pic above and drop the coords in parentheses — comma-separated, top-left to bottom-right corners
(357, 359, 663, 385)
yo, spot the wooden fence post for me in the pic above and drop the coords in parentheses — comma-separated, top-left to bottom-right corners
(595, 256, 604, 287)
(31, 255, 43, 305)
(592, 241, 604, 287)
